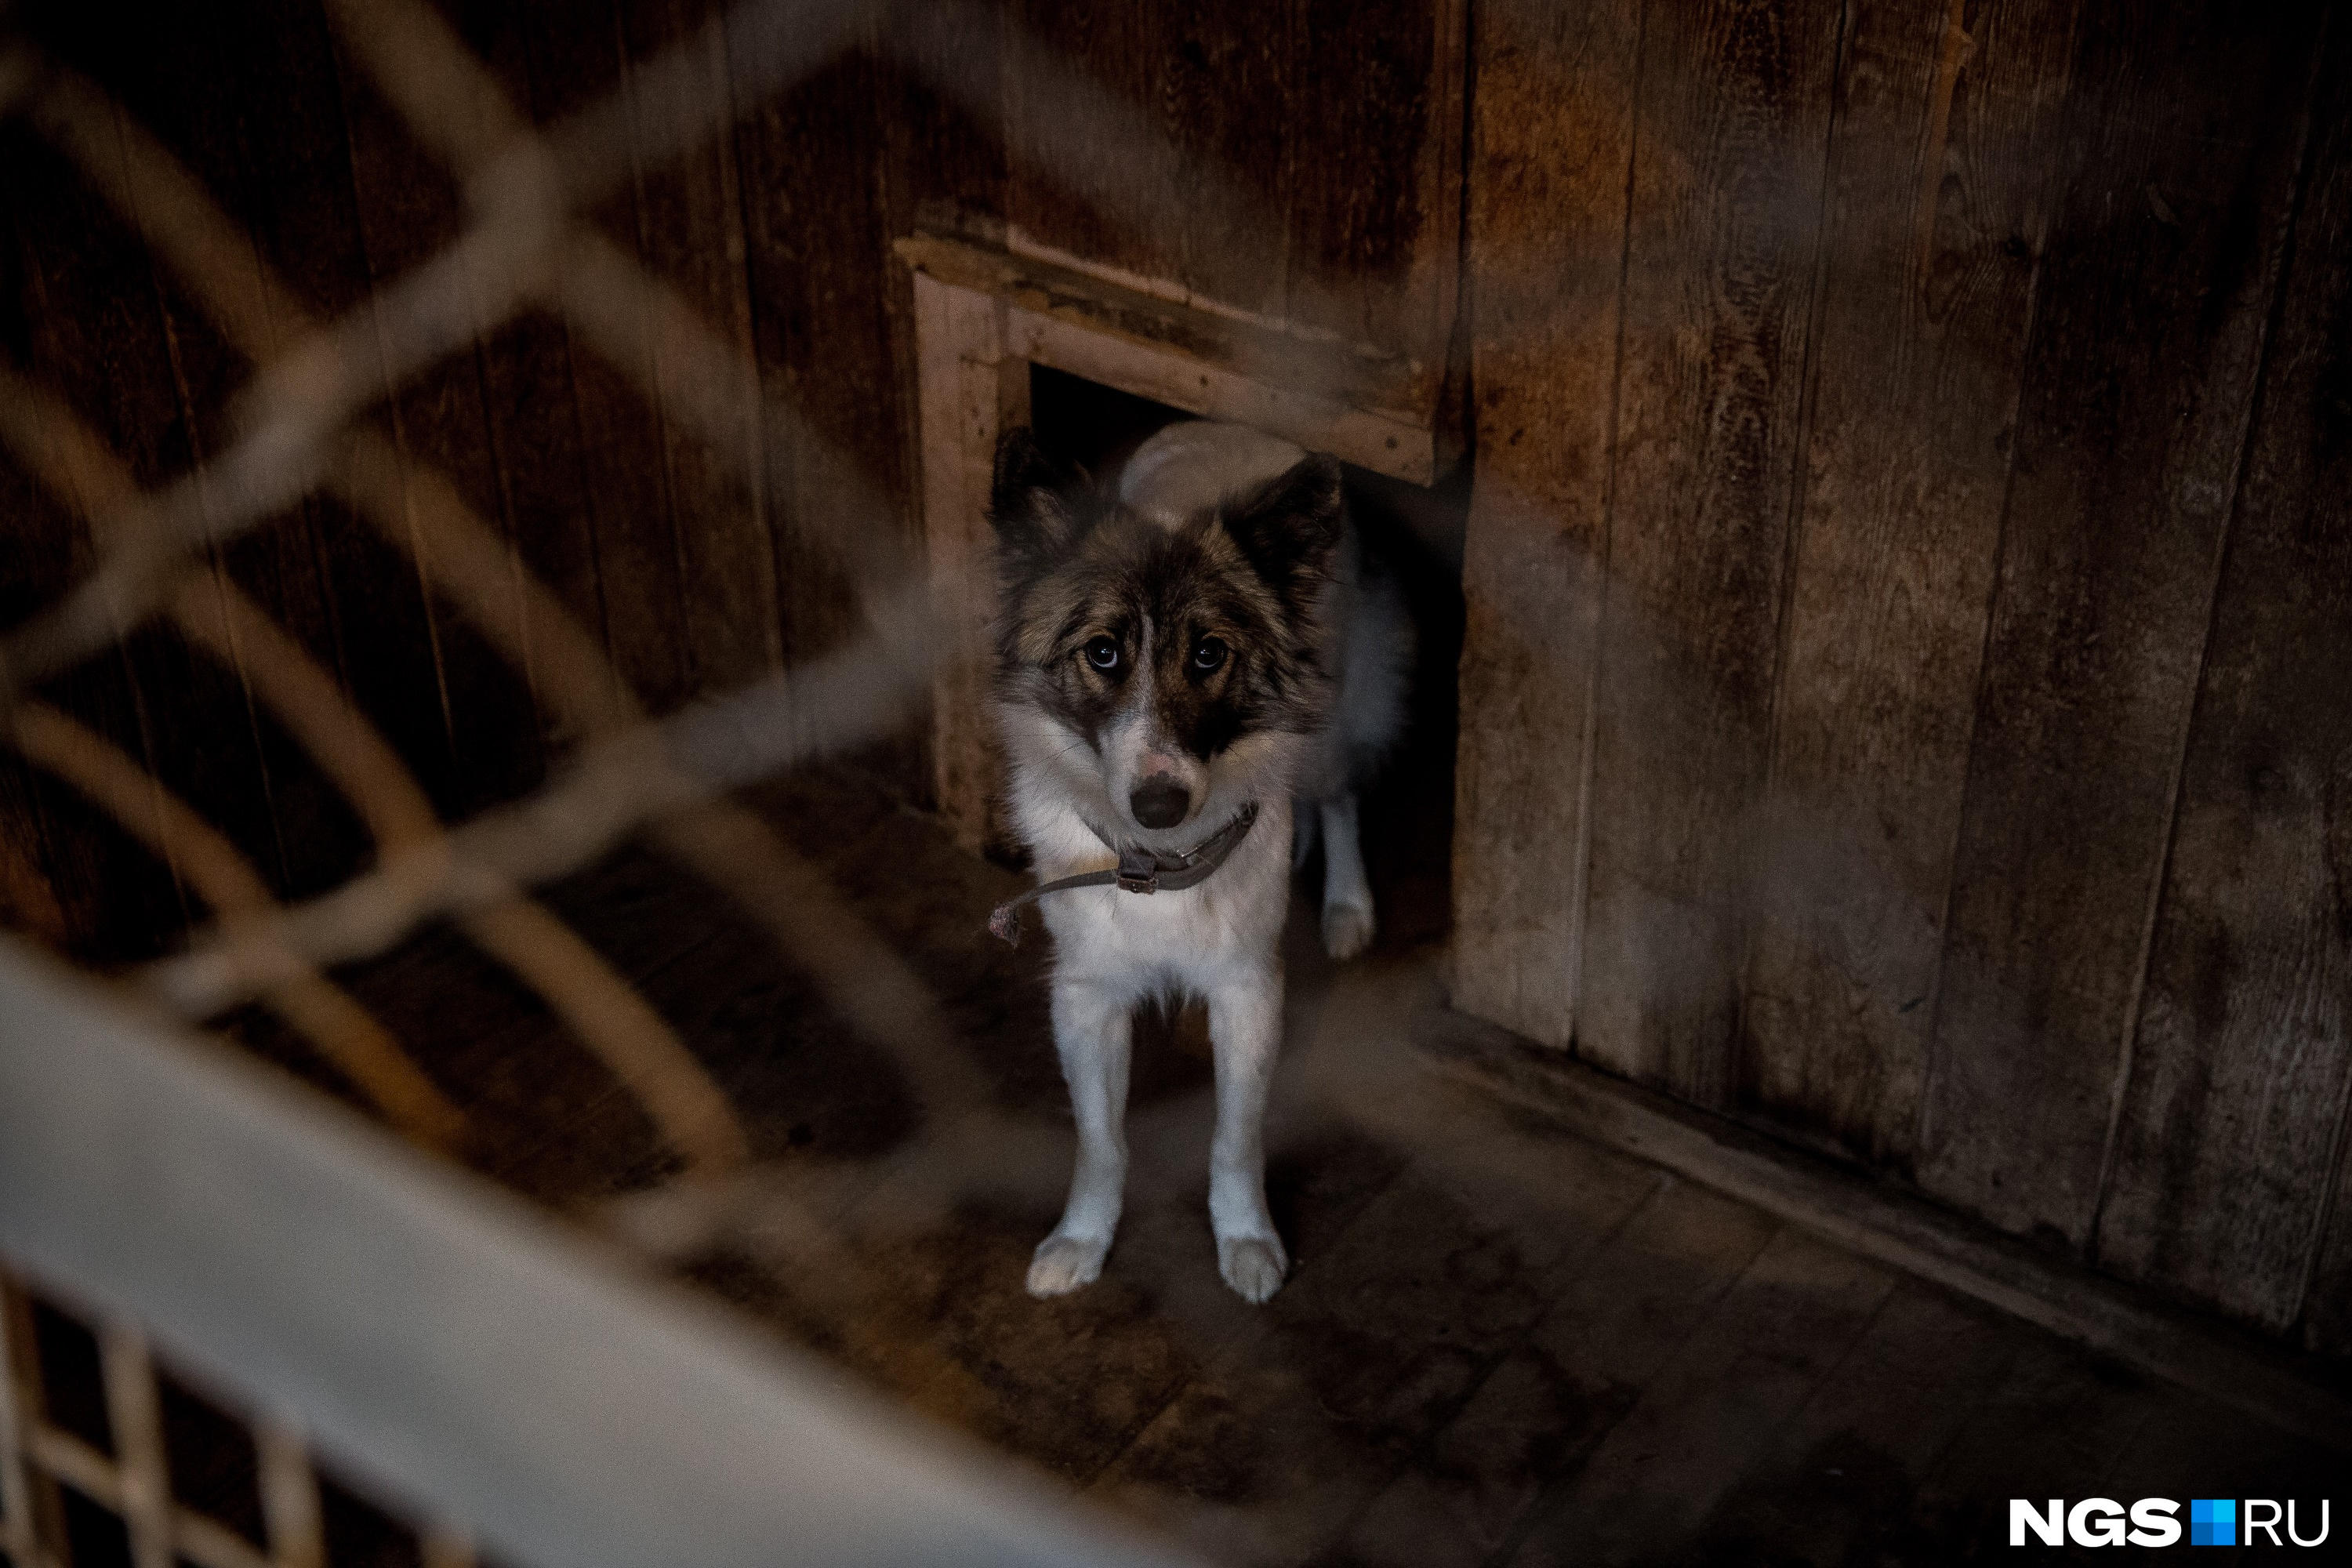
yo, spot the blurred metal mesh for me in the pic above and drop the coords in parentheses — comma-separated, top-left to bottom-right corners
(0, 2, 1243, 1563)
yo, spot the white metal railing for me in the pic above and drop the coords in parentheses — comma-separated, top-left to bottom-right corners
(0, 939, 1189, 1568)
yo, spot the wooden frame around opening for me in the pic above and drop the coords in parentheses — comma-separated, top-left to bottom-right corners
(903, 233, 1449, 851)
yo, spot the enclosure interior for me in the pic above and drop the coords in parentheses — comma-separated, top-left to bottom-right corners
(3, 0, 2350, 1563)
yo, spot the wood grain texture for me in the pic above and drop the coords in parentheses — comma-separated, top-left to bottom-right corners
(1737, 0, 2082, 1167)
(1574, 0, 1846, 1105)
(86, 0, 384, 904)
(86, 51, 313, 911)
(2093, 24, 2352, 1348)
(729, 41, 899, 669)
(898, 235, 1436, 479)
(1004, 0, 1288, 321)
(1283, 0, 1455, 361)
(911, 272, 1026, 854)
(873, 0, 1014, 803)
(0, 431, 99, 953)
(325, 10, 550, 812)
(1505, 1228, 1897, 1566)
(608, 0, 782, 694)
(1000, 0, 1461, 390)
(1447, 0, 1642, 1050)
(1915, 0, 2322, 1250)
(1, 123, 203, 958)
(1000, 0, 1160, 303)
(1341, 1178, 1773, 1568)
(487, 1, 699, 718)
(452, 2, 630, 752)
(1673, 1282, 2024, 1566)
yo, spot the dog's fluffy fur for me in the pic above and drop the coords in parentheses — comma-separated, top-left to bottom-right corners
(989, 419, 1412, 1302)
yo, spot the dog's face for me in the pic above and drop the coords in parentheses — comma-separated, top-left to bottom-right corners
(989, 427, 1344, 843)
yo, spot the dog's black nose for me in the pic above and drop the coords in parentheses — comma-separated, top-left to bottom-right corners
(1130, 779, 1192, 829)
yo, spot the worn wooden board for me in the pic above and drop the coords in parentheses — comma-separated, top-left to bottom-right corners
(1504, 1229, 1899, 1565)
(14, 16, 318, 916)
(325, 14, 552, 811)
(450, 1, 633, 748)
(1283, 0, 1462, 372)
(1736, 0, 2082, 1167)
(483, 0, 700, 719)
(0, 125, 218, 956)
(909, 270, 1027, 854)
(0, 430, 111, 953)
(1904, 1334, 2170, 1545)
(1915, 1, 2324, 1249)
(999, 0, 1461, 401)
(1669, 1282, 2025, 1565)
(1002, 0, 1289, 325)
(2093, 27, 2352, 1349)
(871, 1, 1015, 805)
(1573, 0, 1846, 1105)
(89, 0, 397, 904)
(1093, 1137, 1658, 1566)
(728, 42, 900, 669)
(1446, 0, 1643, 1051)
(898, 235, 1431, 474)
(873, 0, 1009, 250)
(607, 0, 782, 694)
(1334, 1175, 1767, 1568)
(78, 0, 517, 872)
(1439, 1180, 1776, 1559)
(452, 300, 619, 743)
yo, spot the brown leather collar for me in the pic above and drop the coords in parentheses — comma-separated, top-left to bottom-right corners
(987, 803, 1261, 947)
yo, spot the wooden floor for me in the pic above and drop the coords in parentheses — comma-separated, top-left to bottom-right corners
(226, 764, 2345, 1567)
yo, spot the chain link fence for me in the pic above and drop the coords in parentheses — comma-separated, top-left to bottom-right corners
(0, 2, 1308, 1561)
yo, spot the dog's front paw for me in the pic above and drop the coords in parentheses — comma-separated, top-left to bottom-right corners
(1322, 898, 1375, 961)
(1026, 1233, 1110, 1297)
(1216, 1233, 1289, 1304)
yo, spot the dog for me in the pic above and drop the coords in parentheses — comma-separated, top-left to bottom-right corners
(986, 419, 1412, 1302)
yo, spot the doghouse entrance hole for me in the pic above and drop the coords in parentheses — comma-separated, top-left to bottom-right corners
(1026, 365, 1469, 951)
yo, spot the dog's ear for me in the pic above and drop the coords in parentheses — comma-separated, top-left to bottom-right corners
(990, 427, 1081, 565)
(1220, 453, 1345, 607)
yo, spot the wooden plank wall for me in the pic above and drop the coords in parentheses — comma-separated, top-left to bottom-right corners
(1454, 0, 2352, 1356)
(3, 0, 2347, 1361)
(0, 0, 1461, 952)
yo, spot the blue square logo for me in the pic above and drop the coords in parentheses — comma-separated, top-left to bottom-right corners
(2190, 1498, 2236, 1546)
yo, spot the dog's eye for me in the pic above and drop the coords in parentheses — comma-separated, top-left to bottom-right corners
(1083, 636, 1122, 672)
(1191, 636, 1227, 673)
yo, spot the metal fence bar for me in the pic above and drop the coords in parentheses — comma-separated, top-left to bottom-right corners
(95, 1323, 172, 1568)
(2, 1258, 464, 1568)
(0, 938, 1189, 1568)
(0, 1275, 56, 1568)
(0, 0, 869, 712)
(4, 703, 466, 1151)
(3, 72, 755, 1181)
(253, 1416, 325, 1568)
(5, 33, 958, 1174)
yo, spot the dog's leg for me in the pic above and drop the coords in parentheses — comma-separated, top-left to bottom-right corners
(1319, 792, 1376, 960)
(1206, 969, 1289, 1303)
(1027, 978, 1133, 1297)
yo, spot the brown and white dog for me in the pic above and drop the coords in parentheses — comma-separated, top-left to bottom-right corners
(988, 419, 1411, 1302)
